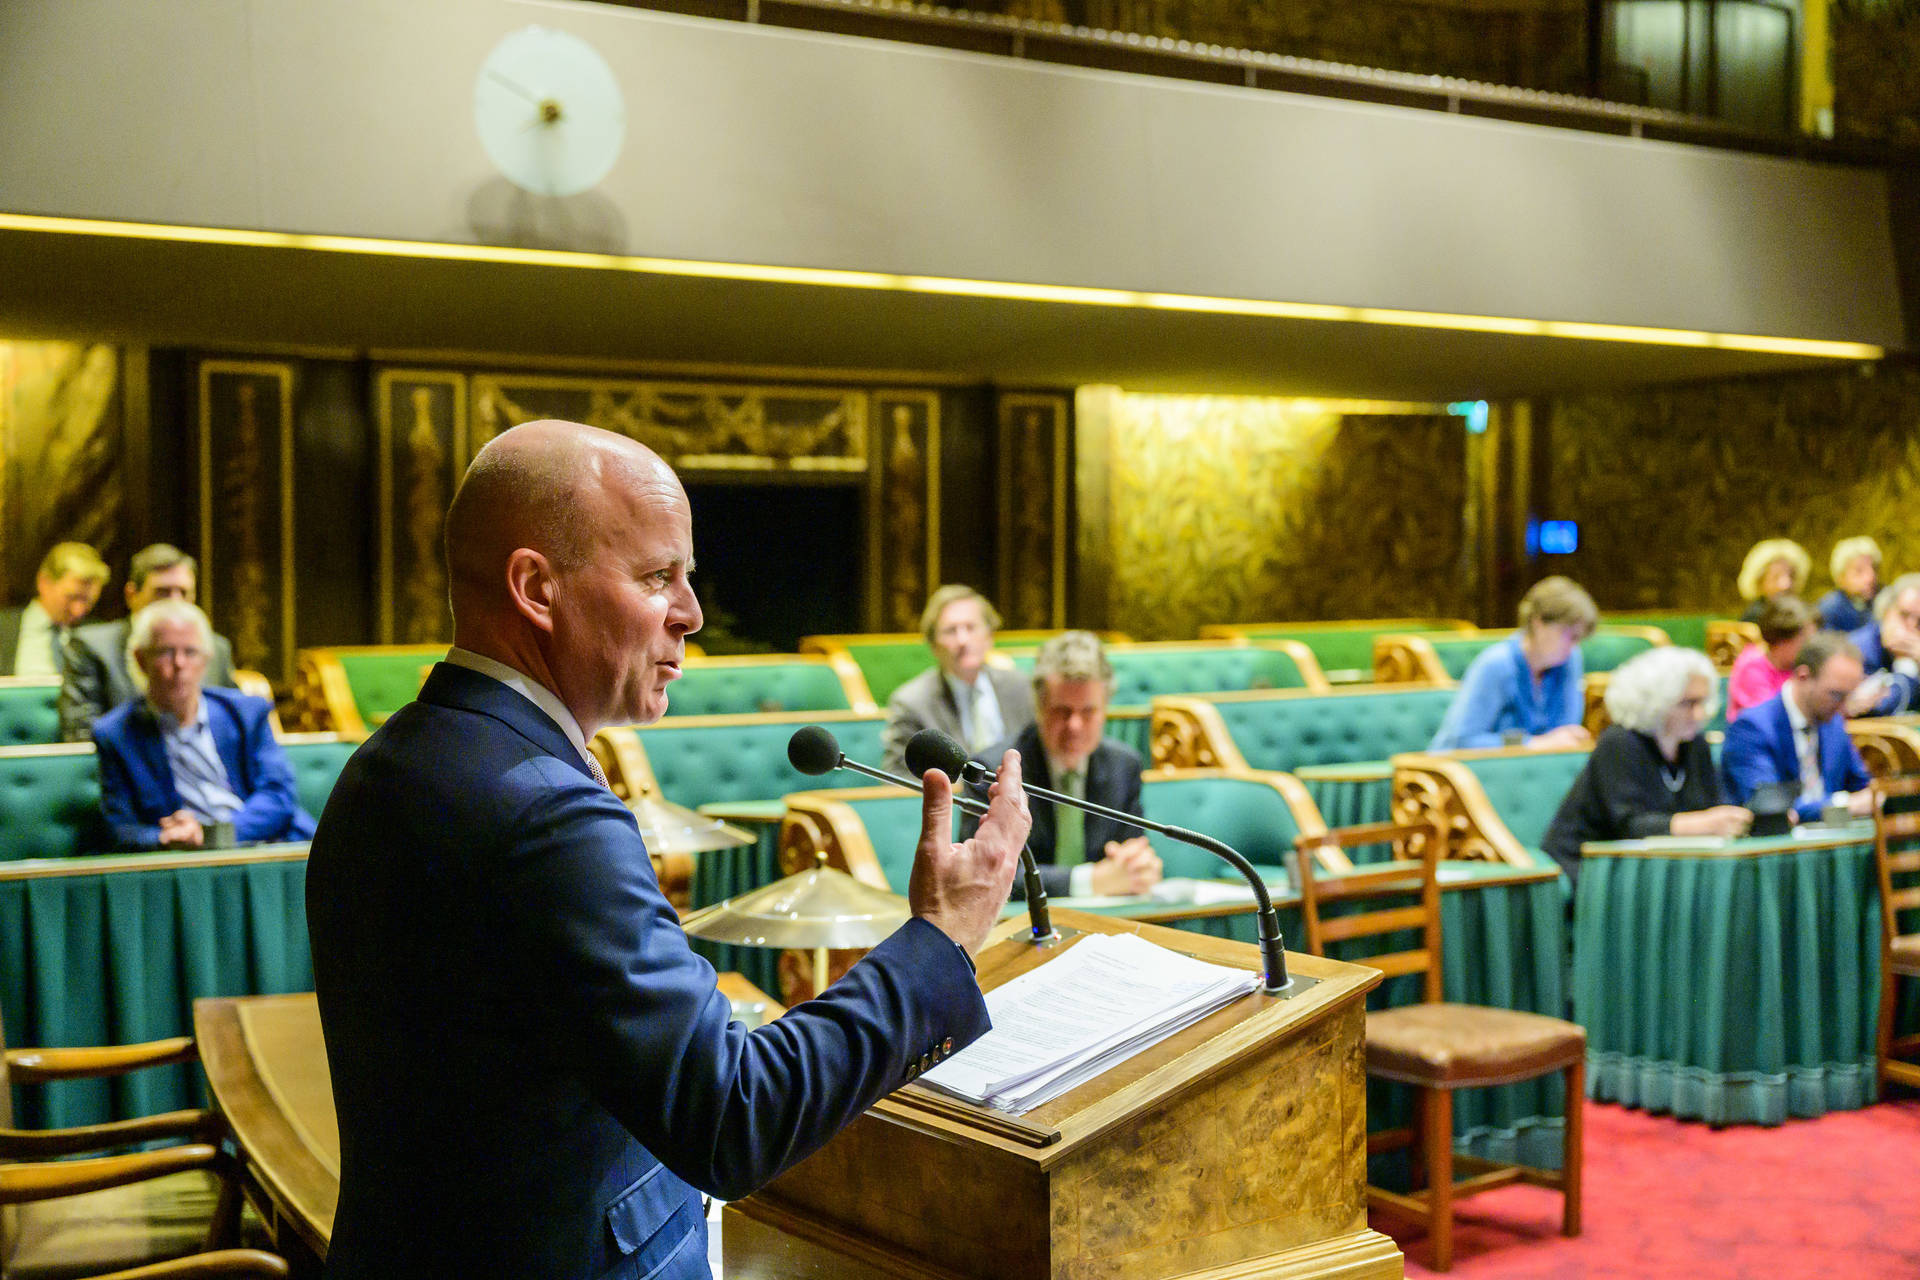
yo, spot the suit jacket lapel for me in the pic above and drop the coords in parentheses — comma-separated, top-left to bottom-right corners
(129, 703, 183, 813)
(205, 693, 248, 792)
(1769, 701, 1800, 779)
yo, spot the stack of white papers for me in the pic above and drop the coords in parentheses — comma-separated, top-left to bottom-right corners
(919, 932, 1259, 1115)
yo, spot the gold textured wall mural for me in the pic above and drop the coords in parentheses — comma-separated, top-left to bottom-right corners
(1102, 395, 1466, 640)
(1547, 364, 1920, 610)
(199, 361, 295, 682)
(874, 392, 940, 633)
(0, 341, 124, 602)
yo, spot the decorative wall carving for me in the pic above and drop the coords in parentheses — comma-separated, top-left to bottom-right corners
(0, 342, 124, 602)
(997, 393, 1068, 629)
(1545, 364, 1920, 611)
(199, 361, 294, 681)
(873, 392, 939, 633)
(376, 370, 466, 644)
(1102, 397, 1465, 640)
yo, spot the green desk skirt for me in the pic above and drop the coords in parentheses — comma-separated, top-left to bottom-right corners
(1575, 835, 1890, 1125)
(1294, 764, 1395, 840)
(1049, 863, 1570, 1169)
(687, 807, 785, 997)
(1, 851, 312, 1129)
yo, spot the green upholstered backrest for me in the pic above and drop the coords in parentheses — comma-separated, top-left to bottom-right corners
(1138, 775, 1301, 880)
(636, 715, 887, 811)
(1208, 688, 1459, 772)
(665, 659, 854, 718)
(0, 746, 103, 860)
(1105, 645, 1313, 706)
(827, 642, 931, 706)
(815, 791, 957, 891)
(1410, 627, 1661, 679)
(1603, 612, 1714, 650)
(1577, 631, 1663, 673)
(281, 735, 359, 821)
(1413, 633, 1505, 680)
(1455, 749, 1592, 853)
(335, 648, 445, 725)
(1219, 620, 1473, 676)
(0, 679, 61, 747)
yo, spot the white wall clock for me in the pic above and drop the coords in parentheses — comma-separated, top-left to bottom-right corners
(474, 26, 626, 197)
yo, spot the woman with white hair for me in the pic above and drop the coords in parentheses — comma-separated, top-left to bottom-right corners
(1541, 647, 1752, 884)
(1817, 535, 1882, 633)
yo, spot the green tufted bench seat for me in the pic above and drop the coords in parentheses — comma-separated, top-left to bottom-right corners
(628, 711, 888, 816)
(1375, 626, 1671, 686)
(0, 677, 61, 746)
(0, 743, 106, 860)
(1391, 746, 1593, 874)
(1601, 611, 1720, 651)
(280, 732, 359, 821)
(295, 644, 447, 737)
(800, 631, 1130, 707)
(1153, 686, 1460, 834)
(1198, 619, 1476, 684)
(665, 655, 876, 718)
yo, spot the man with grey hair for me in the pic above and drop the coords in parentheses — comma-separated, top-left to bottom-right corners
(1543, 646, 1750, 885)
(962, 630, 1161, 898)
(1846, 572, 1920, 716)
(881, 584, 1035, 774)
(91, 599, 313, 850)
(60, 542, 238, 741)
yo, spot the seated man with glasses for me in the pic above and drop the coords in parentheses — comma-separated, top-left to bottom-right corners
(92, 599, 315, 850)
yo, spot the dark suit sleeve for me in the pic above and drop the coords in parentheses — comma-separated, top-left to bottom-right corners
(93, 727, 163, 850)
(881, 688, 934, 776)
(500, 774, 989, 1201)
(229, 699, 314, 843)
(59, 636, 111, 742)
(1719, 714, 1776, 808)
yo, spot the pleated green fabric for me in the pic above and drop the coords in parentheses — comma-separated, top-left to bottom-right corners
(2, 858, 312, 1129)
(1575, 838, 1888, 1125)
(1296, 765, 1395, 843)
(685, 825, 784, 997)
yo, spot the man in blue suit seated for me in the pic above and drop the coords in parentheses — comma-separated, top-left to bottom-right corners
(1846, 573, 1920, 717)
(307, 420, 1030, 1280)
(92, 599, 314, 850)
(1722, 630, 1874, 824)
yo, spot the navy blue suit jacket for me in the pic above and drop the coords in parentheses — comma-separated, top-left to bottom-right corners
(960, 724, 1145, 897)
(92, 686, 315, 850)
(307, 664, 989, 1279)
(1720, 691, 1871, 822)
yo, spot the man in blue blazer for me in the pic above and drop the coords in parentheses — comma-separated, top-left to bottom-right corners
(307, 421, 1029, 1280)
(92, 600, 313, 851)
(1722, 631, 1874, 823)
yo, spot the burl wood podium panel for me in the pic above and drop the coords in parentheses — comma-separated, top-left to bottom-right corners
(725, 910, 1399, 1280)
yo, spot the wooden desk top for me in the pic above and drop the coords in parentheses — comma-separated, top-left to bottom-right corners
(194, 974, 785, 1258)
(1582, 820, 1873, 860)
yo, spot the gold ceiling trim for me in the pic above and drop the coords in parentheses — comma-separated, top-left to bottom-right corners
(0, 212, 1885, 362)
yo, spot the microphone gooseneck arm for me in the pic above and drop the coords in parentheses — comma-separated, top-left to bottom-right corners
(827, 754, 989, 818)
(962, 759, 1291, 994)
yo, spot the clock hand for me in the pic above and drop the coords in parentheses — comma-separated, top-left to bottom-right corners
(485, 68, 541, 106)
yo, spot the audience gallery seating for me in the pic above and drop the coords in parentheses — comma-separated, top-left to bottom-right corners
(799, 630, 1131, 706)
(0, 678, 61, 747)
(1371, 625, 1670, 685)
(1390, 745, 1593, 873)
(1198, 618, 1476, 683)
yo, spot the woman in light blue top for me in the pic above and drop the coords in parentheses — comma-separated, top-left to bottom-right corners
(1430, 576, 1599, 751)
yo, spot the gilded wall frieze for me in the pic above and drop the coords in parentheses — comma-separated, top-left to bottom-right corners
(0, 341, 124, 600)
(376, 370, 466, 644)
(874, 393, 940, 633)
(471, 374, 867, 473)
(199, 361, 295, 681)
(997, 394, 1068, 629)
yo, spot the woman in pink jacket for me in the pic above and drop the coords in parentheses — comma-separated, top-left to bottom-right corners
(1726, 594, 1815, 721)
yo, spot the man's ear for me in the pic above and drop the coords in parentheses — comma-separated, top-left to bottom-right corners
(505, 548, 558, 634)
(125, 581, 139, 610)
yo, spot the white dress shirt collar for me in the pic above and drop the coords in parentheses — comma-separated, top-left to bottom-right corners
(444, 647, 595, 770)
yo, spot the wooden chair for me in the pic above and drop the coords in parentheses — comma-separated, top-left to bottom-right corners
(1292, 820, 1584, 1271)
(1, 1018, 286, 1280)
(1871, 777, 1920, 1093)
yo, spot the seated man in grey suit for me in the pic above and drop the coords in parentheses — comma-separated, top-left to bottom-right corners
(61, 543, 236, 741)
(882, 584, 1035, 774)
(0, 541, 108, 678)
(964, 631, 1162, 898)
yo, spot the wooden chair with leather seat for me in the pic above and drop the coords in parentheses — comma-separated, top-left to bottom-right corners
(1, 1016, 287, 1280)
(1292, 820, 1585, 1271)
(1871, 776, 1920, 1093)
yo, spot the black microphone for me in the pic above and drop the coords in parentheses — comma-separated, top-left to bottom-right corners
(907, 729, 1291, 994)
(906, 732, 1055, 945)
(786, 725, 986, 817)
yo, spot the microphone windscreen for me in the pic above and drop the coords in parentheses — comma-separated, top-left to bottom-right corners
(905, 729, 970, 782)
(787, 725, 842, 776)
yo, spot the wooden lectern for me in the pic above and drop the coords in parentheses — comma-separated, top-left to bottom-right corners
(723, 910, 1400, 1279)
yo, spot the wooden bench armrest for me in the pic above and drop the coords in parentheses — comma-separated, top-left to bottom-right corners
(0, 1109, 220, 1159)
(0, 1143, 223, 1205)
(88, 1249, 292, 1279)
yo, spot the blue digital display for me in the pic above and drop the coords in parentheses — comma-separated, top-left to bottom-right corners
(1532, 519, 1579, 555)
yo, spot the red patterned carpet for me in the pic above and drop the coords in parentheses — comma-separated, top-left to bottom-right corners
(1387, 1098, 1920, 1278)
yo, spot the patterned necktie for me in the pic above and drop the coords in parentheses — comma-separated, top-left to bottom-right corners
(49, 625, 66, 675)
(585, 751, 609, 790)
(1056, 769, 1086, 868)
(1798, 725, 1824, 803)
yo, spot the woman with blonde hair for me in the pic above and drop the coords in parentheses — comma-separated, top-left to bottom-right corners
(1817, 535, 1882, 633)
(1542, 647, 1751, 884)
(1429, 576, 1598, 751)
(1736, 538, 1811, 624)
